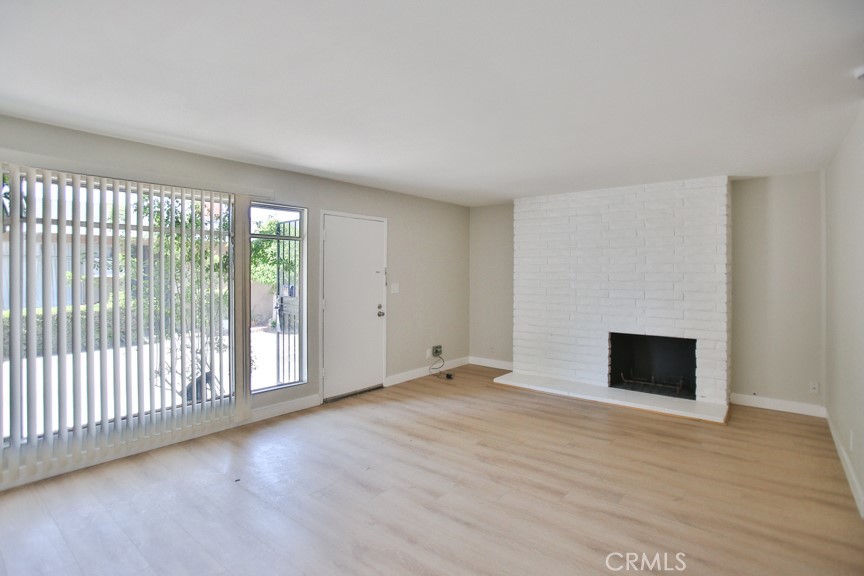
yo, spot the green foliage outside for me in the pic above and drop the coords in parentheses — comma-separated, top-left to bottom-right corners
(2, 300, 140, 358)
(249, 218, 299, 289)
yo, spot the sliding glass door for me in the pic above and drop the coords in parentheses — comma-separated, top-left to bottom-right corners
(1, 163, 234, 480)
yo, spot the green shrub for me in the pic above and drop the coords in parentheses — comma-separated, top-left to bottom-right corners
(2, 301, 152, 358)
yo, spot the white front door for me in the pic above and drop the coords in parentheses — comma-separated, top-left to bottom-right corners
(322, 213, 386, 400)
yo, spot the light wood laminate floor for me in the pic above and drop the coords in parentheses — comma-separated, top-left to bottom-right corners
(0, 365, 862, 575)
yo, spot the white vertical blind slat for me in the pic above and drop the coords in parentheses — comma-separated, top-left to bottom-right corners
(56, 172, 68, 454)
(84, 177, 96, 451)
(217, 192, 225, 417)
(168, 187, 177, 429)
(98, 178, 109, 447)
(227, 194, 235, 417)
(0, 167, 5, 465)
(208, 190, 216, 414)
(41, 170, 54, 458)
(135, 182, 145, 438)
(179, 190, 187, 426)
(124, 180, 133, 441)
(112, 181, 121, 437)
(8, 166, 22, 455)
(25, 168, 38, 464)
(147, 185, 156, 432)
(199, 188, 206, 419)
(158, 188, 167, 433)
(70, 175, 83, 452)
(189, 190, 197, 417)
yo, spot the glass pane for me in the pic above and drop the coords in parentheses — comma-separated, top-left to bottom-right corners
(250, 205, 301, 236)
(250, 205, 303, 392)
(2, 177, 233, 441)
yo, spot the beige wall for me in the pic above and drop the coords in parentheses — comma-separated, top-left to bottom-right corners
(826, 101, 864, 513)
(468, 204, 513, 365)
(731, 174, 824, 405)
(0, 114, 470, 406)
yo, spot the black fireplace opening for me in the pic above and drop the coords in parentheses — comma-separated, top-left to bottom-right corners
(608, 333, 696, 400)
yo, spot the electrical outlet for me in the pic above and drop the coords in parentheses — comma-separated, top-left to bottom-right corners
(432, 345, 443, 357)
(809, 381, 820, 394)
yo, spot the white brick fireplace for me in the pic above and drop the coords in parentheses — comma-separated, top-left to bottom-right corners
(495, 176, 731, 422)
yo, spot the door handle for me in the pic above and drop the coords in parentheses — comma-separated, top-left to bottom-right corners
(377, 311, 385, 317)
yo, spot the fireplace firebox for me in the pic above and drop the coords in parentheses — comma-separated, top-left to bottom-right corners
(608, 333, 696, 400)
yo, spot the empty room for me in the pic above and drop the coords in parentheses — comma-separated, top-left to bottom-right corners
(0, 1, 863, 574)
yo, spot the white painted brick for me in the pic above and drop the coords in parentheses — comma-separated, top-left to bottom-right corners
(682, 290, 727, 303)
(643, 282, 673, 292)
(640, 263, 675, 275)
(639, 226, 675, 238)
(606, 200, 644, 213)
(645, 253, 678, 265)
(602, 247, 639, 259)
(608, 281, 642, 291)
(606, 297, 637, 309)
(575, 288, 610, 298)
(674, 223, 722, 237)
(576, 237, 609, 249)
(643, 216, 676, 229)
(680, 234, 725, 248)
(645, 308, 683, 320)
(695, 367, 727, 381)
(609, 289, 643, 299)
(602, 226, 639, 239)
(645, 290, 677, 300)
(676, 318, 728, 332)
(513, 177, 729, 402)
(674, 299, 716, 312)
(682, 196, 720, 211)
(640, 299, 675, 310)
(675, 281, 717, 294)
(684, 329, 726, 341)
(643, 235, 682, 249)
(607, 219, 642, 231)
(636, 317, 677, 330)
(675, 244, 717, 258)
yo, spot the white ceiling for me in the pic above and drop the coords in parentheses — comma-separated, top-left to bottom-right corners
(1, 1, 862, 206)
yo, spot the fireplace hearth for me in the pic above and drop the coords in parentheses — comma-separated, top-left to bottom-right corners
(609, 333, 697, 400)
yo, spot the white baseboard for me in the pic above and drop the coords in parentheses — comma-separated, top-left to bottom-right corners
(384, 357, 469, 387)
(468, 356, 513, 371)
(249, 394, 322, 423)
(730, 393, 827, 418)
(828, 415, 864, 518)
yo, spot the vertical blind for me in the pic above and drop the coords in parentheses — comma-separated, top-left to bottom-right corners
(1, 163, 235, 484)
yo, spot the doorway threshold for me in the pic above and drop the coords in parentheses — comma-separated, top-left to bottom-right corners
(324, 384, 383, 403)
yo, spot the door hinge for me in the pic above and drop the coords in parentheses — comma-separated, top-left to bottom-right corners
(321, 299, 326, 310)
